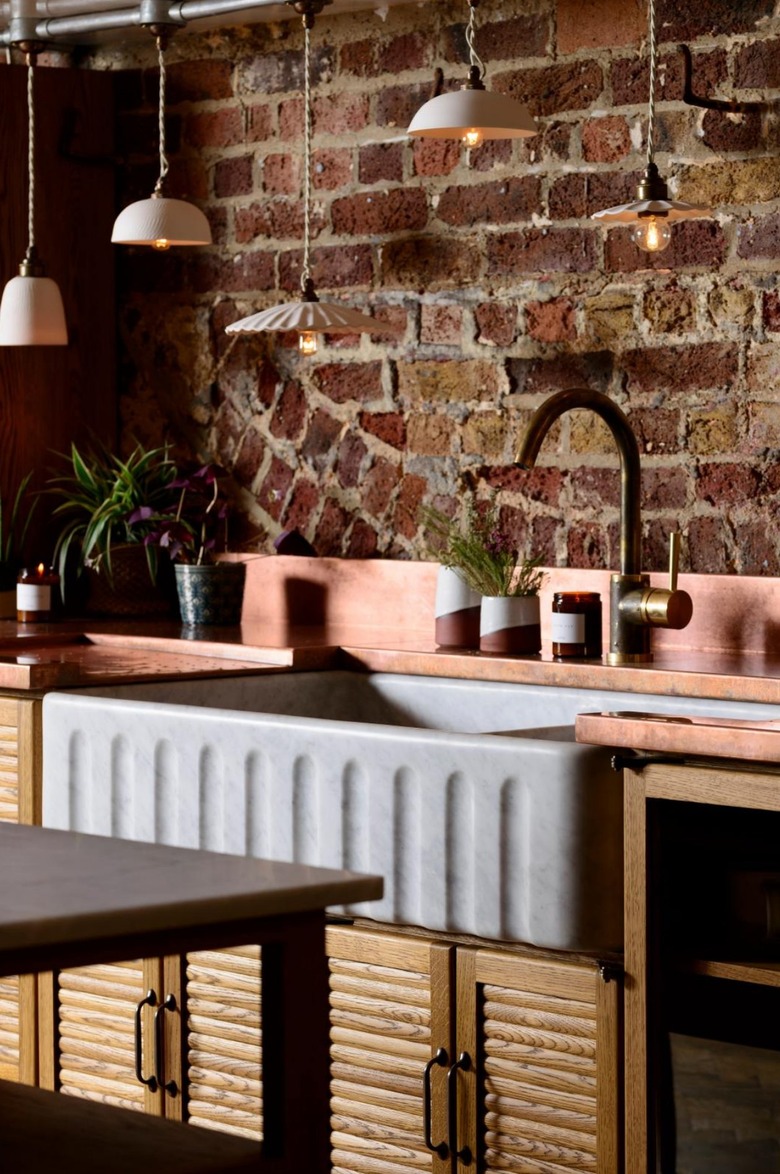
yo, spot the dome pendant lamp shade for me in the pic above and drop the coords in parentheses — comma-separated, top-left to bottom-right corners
(112, 33, 211, 249)
(0, 57, 67, 346)
(591, 0, 709, 253)
(408, 0, 536, 147)
(226, 1, 398, 355)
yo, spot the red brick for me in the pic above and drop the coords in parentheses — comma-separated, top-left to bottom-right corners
(495, 60, 604, 117)
(270, 381, 306, 441)
(738, 214, 780, 260)
(214, 155, 253, 198)
(263, 153, 301, 195)
(376, 82, 430, 128)
(314, 362, 383, 405)
(331, 189, 428, 236)
(279, 244, 374, 291)
(701, 109, 764, 153)
(557, 0, 643, 52)
(283, 479, 320, 533)
(232, 426, 266, 490)
(260, 456, 294, 521)
(188, 250, 275, 294)
(495, 505, 529, 552)
(313, 148, 353, 190)
(548, 170, 636, 220)
(420, 305, 463, 346)
(378, 32, 428, 74)
(302, 410, 342, 464)
(526, 299, 576, 343)
(364, 457, 401, 518)
(437, 177, 540, 228)
(340, 38, 375, 77)
(610, 51, 684, 106)
(488, 228, 598, 276)
(641, 466, 688, 511)
(657, 0, 772, 41)
(359, 411, 406, 449)
(581, 115, 631, 163)
(510, 352, 614, 394)
(628, 407, 681, 454)
(166, 59, 233, 103)
(346, 519, 379, 557)
(412, 140, 461, 178)
(314, 93, 370, 135)
(359, 142, 404, 185)
(531, 516, 559, 566)
(337, 433, 368, 489)
(278, 96, 303, 141)
(314, 498, 349, 556)
(443, 13, 548, 64)
(235, 198, 313, 244)
(739, 521, 780, 576)
(247, 104, 273, 142)
(687, 516, 732, 574)
(763, 291, 780, 332)
(393, 473, 428, 539)
(475, 303, 518, 347)
(206, 206, 228, 247)
(569, 467, 620, 510)
(241, 44, 332, 95)
(567, 522, 611, 570)
(483, 466, 565, 504)
(381, 236, 482, 288)
(605, 220, 726, 273)
(696, 462, 760, 506)
(186, 109, 243, 150)
(735, 38, 780, 89)
(621, 344, 739, 393)
(370, 305, 408, 343)
(469, 139, 513, 172)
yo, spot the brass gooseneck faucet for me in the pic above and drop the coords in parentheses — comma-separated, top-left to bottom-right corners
(515, 388, 693, 664)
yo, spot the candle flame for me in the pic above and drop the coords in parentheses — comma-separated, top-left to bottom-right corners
(36, 563, 44, 575)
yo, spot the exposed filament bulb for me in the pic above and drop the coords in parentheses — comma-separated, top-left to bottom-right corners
(463, 128, 483, 149)
(631, 216, 671, 253)
(299, 331, 318, 356)
(152, 238, 171, 251)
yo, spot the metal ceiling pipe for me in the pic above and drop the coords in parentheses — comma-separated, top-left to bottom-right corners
(1, 0, 294, 42)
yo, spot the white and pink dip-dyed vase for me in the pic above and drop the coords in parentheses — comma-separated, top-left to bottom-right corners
(479, 594, 541, 656)
(434, 566, 481, 649)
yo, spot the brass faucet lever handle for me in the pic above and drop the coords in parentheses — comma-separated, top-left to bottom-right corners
(668, 531, 680, 593)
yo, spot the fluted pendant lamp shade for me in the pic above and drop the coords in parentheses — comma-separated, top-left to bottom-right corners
(112, 36, 211, 249)
(408, 0, 536, 147)
(0, 58, 67, 346)
(227, 1, 396, 354)
(591, 0, 709, 253)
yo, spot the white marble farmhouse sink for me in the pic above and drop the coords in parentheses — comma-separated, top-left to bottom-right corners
(42, 672, 780, 953)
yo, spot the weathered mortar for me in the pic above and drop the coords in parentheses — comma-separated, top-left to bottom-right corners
(83, 0, 780, 573)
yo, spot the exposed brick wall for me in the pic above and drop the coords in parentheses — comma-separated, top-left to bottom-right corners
(93, 0, 780, 572)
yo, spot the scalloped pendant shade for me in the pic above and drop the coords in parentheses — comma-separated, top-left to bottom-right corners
(408, 87, 536, 140)
(226, 299, 386, 336)
(111, 195, 212, 248)
(0, 273, 67, 346)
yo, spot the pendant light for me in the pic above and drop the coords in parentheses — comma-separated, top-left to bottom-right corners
(226, 0, 395, 356)
(112, 30, 211, 249)
(407, 0, 536, 147)
(0, 52, 67, 346)
(591, 0, 709, 253)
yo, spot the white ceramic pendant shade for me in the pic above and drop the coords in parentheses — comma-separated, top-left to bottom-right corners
(111, 195, 212, 248)
(0, 272, 67, 346)
(408, 86, 536, 140)
(591, 198, 708, 224)
(226, 299, 384, 336)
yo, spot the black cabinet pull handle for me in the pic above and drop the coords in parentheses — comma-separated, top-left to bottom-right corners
(447, 1052, 472, 1166)
(134, 989, 158, 1092)
(154, 993, 178, 1095)
(423, 1047, 449, 1158)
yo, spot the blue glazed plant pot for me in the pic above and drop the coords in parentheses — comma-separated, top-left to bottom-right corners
(175, 562, 246, 626)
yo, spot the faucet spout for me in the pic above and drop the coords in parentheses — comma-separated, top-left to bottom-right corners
(515, 388, 642, 578)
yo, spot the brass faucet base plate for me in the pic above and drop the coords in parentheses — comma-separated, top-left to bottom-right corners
(606, 651, 654, 665)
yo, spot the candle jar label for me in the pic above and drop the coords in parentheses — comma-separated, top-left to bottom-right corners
(551, 613, 586, 644)
(17, 583, 51, 611)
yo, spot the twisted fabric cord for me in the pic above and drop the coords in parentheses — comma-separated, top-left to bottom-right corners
(153, 36, 170, 196)
(465, 1, 485, 79)
(27, 61, 35, 250)
(301, 20, 313, 290)
(646, 0, 656, 167)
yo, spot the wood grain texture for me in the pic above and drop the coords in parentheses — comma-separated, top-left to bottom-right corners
(624, 768, 648, 1174)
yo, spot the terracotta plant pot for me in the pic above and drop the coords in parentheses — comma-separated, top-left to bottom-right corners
(479, 595, 541, 656)
(434, 566, 481, 649)
(175, 562, 246, 626)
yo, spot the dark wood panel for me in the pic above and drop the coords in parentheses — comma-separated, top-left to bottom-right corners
(0, 63, 117, 557)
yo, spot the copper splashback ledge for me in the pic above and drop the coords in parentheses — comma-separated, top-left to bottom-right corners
(575, 711, 780, 766)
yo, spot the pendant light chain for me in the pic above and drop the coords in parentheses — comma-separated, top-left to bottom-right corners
(301, 19, 313, 291)
(26, 60, 35, 252)
(154, 35, 170, 197)
(646, 0, 657, 168)
(465, 1, 485, 80)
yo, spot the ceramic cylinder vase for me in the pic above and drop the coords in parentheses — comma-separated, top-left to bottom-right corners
(175, 562, 246, 626)
(480, 594, 541, 656)
(434, 566, 481, 649)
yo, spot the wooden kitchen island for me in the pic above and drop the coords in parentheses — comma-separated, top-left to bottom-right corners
(0, 822, 381, 1173)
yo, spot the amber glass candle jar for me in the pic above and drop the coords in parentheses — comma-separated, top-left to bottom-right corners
(17, 564, 59, 623)
(551, 592, 602, 659)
